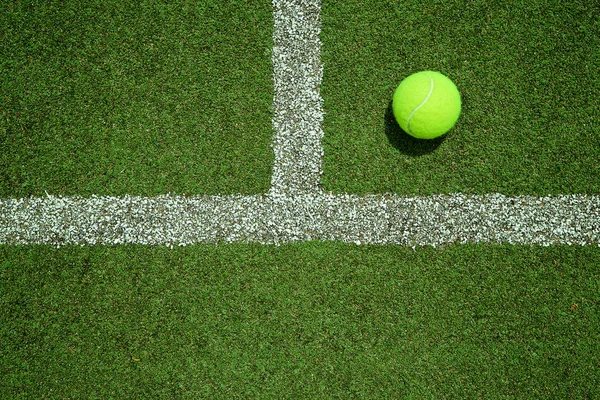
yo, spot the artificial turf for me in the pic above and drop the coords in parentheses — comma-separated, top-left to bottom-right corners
(1, 243, 599, 398)
(321, 0, 600, 195)
(2, 0, 600, 398)
(0, 0, 274, 197)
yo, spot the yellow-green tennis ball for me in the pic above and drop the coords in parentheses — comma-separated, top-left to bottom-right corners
(392, 71, 461, 139)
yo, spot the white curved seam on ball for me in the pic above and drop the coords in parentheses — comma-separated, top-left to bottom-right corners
(406, 74, 434, 135)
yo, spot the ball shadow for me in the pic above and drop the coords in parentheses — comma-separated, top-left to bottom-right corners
(384, 101, 446, 156)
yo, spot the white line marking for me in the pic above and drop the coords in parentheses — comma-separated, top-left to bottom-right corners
(270, 0, 324, 194)
(1, 194, 599, 246)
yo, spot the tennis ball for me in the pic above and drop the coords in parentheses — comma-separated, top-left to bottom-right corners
(392, 71, 461, 139)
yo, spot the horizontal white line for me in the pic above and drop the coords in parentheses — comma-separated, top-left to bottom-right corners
(1, 193, 598, 247)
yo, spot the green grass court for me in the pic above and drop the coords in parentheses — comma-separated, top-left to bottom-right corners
(2, 245, 599, 398)
(1, 0, 274, 197)
(1, 0, 600, 398)
(321, 0, 600, 195)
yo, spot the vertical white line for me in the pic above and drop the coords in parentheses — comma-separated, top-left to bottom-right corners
(270, 0, 324, 195)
